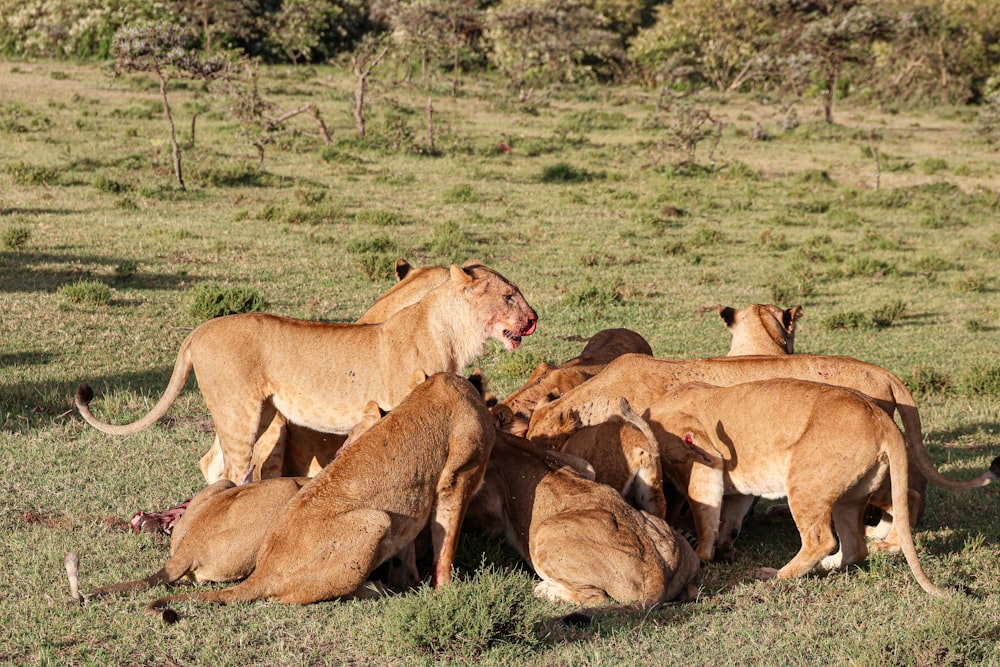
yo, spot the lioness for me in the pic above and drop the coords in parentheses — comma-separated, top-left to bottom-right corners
(135, 372, 493, 619)
(718, 304, 802, 356)
(77, 264, 535, 484)
(644, 379, 964, 596)
(78, 476, 310, 601)
(500, 328, 652, 437)
(526, 352, 999, 546)
(465, 412, 699, 607)
(200, 258, 462, 482)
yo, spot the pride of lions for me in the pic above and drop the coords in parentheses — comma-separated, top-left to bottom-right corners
(69, 260, 999, 621)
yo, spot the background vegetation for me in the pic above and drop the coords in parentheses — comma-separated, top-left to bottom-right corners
(1, 8, 999, 664)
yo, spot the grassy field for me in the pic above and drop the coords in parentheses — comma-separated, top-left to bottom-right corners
(1, 60, 999, 665)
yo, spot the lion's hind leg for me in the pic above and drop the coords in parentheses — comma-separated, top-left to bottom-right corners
(756, 500, 837, 581)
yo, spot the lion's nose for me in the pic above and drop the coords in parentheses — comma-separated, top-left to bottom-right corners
(523, 316, 537, 336)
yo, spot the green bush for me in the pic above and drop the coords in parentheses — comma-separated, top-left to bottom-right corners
(904, 366, 953, 396)
(565, 283, 622, 308)
(540, 162, 601, 183)
(381, 565, 547, 660)
(960, 364, 1000, 398)
(188, 282, 267, 321)
(59, 279, 111, 306)
(2, 226, 30, 250)
(5, 162, 59, 185)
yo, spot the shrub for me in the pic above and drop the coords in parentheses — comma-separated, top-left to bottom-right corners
(921, 157, 948, 174)
(539, 162, 601, 183)
(5, 162, 59, 185)
(59, 279, 111, 306)
(442, 184, 478, 204)
(565, 283, 622, 308)
(114, 261, 139, 280)
(381, 565, 547, 660)
(2, 226, 30, 250)
(348, 236, 397, 255)
(355, 210, 405, 226)
(953, 273, 988, 293)
(426, 221, 471, 261)
(904, 366, 953, 396)
(188, 282, 267, 321)
(960, 364, 1000, 398)
(844, 256, 897, 278)
(822, 310, 872, 330)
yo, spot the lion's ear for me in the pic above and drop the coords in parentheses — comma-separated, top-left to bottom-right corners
(491, 404, 515, 431)
(718, 306, 736, 327)
(394, 258, 412, 281)
(408, 369, 428, 391)
(449, 264, 473, 284)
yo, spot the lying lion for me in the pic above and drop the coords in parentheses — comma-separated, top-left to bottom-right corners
(644, 378, 964, 596)
(77, 264, 535, 484)
(77, 476, 310, 603)
(500, 328, 652, 437)
(526, 352, 999, 549)
(94, 372, 494, 620)
(718, 304, 802, 356)
(465, 408, 699, 608)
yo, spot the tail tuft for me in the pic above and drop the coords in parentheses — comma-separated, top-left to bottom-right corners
(559, 612, 592, 626)
(160, 608, 179, 624)
(76, 383, 95, 406)
(989, 456, 1000, 480)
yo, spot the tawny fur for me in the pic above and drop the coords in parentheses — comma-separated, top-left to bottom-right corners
(556, 397, 668, 519)
(500, 328, 652, 437)
(78, 264, 535, 484)
(465, 414, 699, 608)
(644, 378, 951, 596)
(82, 477, 310, 599)
(526, 353, 999, 550)
(718, 304, 802, 356)
(143, 373, 494, 618)
(198, 259, 458, 482)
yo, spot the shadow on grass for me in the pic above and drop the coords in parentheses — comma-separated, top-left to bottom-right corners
(0, 250, 193, 293)
(1, 366, 195, 429)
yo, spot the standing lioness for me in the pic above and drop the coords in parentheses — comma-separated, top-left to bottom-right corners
(77, 264, 536, 484)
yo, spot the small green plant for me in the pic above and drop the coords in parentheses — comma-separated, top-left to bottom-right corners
(565, 283, 622, 308)
(5, 162, 59, 185)
(869, 299, 906, 327)
(844, 256, 897, 278)
(380, 565, 546, 660)
(921, 157, 948, 174)
(540, 162, 599, 183)
(796, 169, 833, 185)
(92, 174, 132, 194)
(426, 221, 471, 261)
(689, 227, 725, 247)
(188, 282, 267, 321)
(2, 226, 31, 250)
(349, 236, 397, 255)
(964, 319, 986, 332)
(59, 279, 111, 306)
(114, 261, 139, 280)
(904, 366, 952, 396)
(355, 209, 403, 226)
(758, 228, 788, 250)
(442, 184, 478, 204)
(912, 255, 952, 273)
(822, 310, 872, 330)
(959, 364, 1000, 398)
(954, 273, 988, 293)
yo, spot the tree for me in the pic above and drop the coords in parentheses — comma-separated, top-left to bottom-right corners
(164, 0, 262, 53)
(388, 0, 482, 94)
(351, 36, 391, 137)
(109, 21, 232, 190)
(485, 0, 624, 90)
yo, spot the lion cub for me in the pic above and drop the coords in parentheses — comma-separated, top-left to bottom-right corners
(645, 379, 950, 596)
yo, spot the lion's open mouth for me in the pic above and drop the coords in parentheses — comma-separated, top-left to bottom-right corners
(504, 330, 523, 349)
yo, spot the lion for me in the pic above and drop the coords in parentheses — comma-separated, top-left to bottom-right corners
(73, 476, 311, 605)
(643, 378, 969, 596)
(718, 304, 802, 356)
(526, 352, 999, 550)
(77, 264, 535, 485)
(197, 258, 482, 484)
(464, 409, 699, 608)
(551, 397, 669, 519)
(90, 372, 494, 620)
(500, 328, 652, 437)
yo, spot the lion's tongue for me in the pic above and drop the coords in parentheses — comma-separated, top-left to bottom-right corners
(523, 320, 537, 336)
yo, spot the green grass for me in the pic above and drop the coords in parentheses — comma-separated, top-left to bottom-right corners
(1, 61, 1000, 666)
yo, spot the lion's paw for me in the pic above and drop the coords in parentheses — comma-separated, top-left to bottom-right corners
(753, 567, 778, 580)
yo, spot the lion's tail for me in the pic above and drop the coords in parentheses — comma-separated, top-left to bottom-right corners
(890, 374, 1000, 491)
(145, 582, 260, 624)
(75, 335, 195, 436)
(883, 423, 949, 597)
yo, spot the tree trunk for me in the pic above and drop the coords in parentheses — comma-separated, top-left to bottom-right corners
(159, 73, 185, 191)
(354, 71, 367, 137)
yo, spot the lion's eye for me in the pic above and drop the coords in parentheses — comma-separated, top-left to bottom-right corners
(504, 294, 515, 302)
